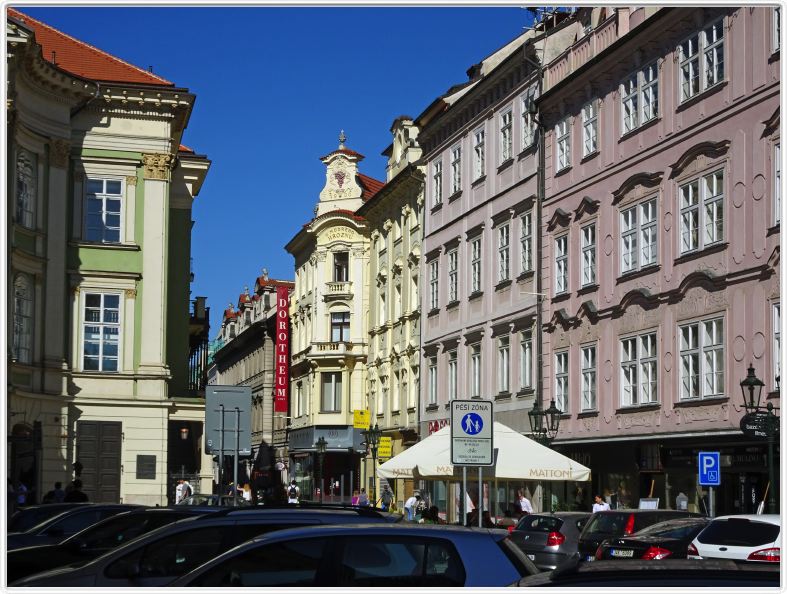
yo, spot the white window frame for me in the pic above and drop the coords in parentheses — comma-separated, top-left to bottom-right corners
(428, 259, 439, 310)
(392, 370, 400, 413)
(321, 371, 342, 412)
(621, 62, 659, 134)
(448, 350, 458, 401)
(679, 169, 724, 254)
(82, 292, 121, 372)
(84, 178, 124, 244)
(581, 101, 598, 157)
(581, 344, 597, 411)
(774, 143, 781, 225)
(620, 197, 658, 273)
(520, 212, 533, 274)
(620, 332, 658, 406)
(450, 145, 462, 195)
(521, 87, 538, 150)
(680, 317, 724, 400)
(296, 381, 304, 418)
(432, 160, 443, 206)
(498, 223, 510, 283)
(12, 274, 33, 364)
(473, 128, 485, 180)
(471, 343, 481, 398)
(448, 249, 458, 303)
(554, 234, 568, 295)
(500, 109, 513, 163)
(774, 302, 781, 387)
(330, 311, 350, 342)
(581, 223, 596, 287)
(428, 357, 438, 405)
(379, 290, 386, 326)
(554, 350, 568, 413)
(15, 148, 36, 229)
(471, 237, 482, 294)
(678, 19, 724, 103)
(520, 330, 533, 389)
(555, 117, 571, 171)
(498, 336, 510, 393)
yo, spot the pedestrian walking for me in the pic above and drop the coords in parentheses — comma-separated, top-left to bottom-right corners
(592, 494, 610, 513)
(286, 480, 300, 504)
(182, 479, 193, 500)
(175, 479, 186, 504)
(351, 489, 360, 505)
(358, 488, 369, 506)
(378, 485, 394, 511)
(42, 482, 66, 504)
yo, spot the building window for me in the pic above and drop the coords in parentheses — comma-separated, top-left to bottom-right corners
(581, 101, 598, 157)
(554, 351, 568, 413)
(379, 291, 387, 327)
(620, 332, 657, 406)
(521, 89, 537, 149)
(498, 223, 510, 282)
(428, 357, 437, 405)
(392, 371, 400, 413)
(85, 178, 122, 243)
(471, 343, 481, 398)
(621, 63, 658, 134)
(331, 312, 350, 342)
(429, 259, 439, 310)
(774, 302, 781, 386)
(471, 237, 482, 293)
(432, 160, 443, 206)
(394, 284, 402, 319)
(498, 336, 510, 393)
(555, 117, 570, 171)
(621, 198, 658, 273)
(12, 274, 33, 363)
(333, 251, 349, 282)
(410, 275, 418, 313)
(82, 293, 120, 372)
(500, 109, 513, 162)
(473, 128, 485, 180)
(774, 6, 781, 52)
(448, 250, 458, 303)
(680, 317, 724, 400)
(520, 330, 533, 389)
(679, 20, 724, 102)
(581, 345, 597, 411)
(680, 169, 724, 254)
(450, 145, 462, 195)
(295, 382, 304, 417)
(448, 350, 458, 401)
(521, 212, 533, 274)
(321, 371, 342, 412)
(554, 235, 568, 295)
(581, 224, 596, 287)
(775, 143, 781, 225)
(15, 149, 36, 229)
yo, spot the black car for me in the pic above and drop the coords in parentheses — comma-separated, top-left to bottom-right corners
(577, 510, 704, 562)
(595, 516, 710, 560)
(7, 507, 214, 583)
(12, 505, 401, 587)
(512, 557, 780, 587)
(8, 503, 91, 533)
(7, 504, 142, 551)
(508, 512, 590, 571)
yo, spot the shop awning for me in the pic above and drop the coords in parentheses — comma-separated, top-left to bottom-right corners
(377, 422, 591, 482)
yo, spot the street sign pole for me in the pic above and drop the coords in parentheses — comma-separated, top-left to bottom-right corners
(233, 407, 240, 507)
(462, 466, 467, 525)
(478, 466, 483, 528)
(218, 404, 225, 495)
(698, 451, 720, 518)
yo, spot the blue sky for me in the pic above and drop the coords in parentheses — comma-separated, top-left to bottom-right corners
(21, 5, 532, 335)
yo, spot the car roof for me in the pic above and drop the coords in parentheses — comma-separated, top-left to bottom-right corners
(712, 514, 781, 525)
(247, 523, 505, 543)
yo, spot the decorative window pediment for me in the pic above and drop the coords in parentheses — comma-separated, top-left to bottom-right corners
(669, 140, 730, 179)
(762, 107, 780, 138)
(546, 207, 572, 232)
(611, 172, 663, 206)
(574, 196, 600, 220)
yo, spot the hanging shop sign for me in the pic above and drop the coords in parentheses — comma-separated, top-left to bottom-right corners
(274, 286, 290, 413)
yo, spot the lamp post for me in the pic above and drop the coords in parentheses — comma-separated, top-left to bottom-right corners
(315, 436, 327, 504)
(739, 364, 779, 514)
(363, 424, 382, 503)
(528, 398, 562, 446)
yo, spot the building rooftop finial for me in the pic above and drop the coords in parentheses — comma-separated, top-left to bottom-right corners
(338, 129, 346, 149)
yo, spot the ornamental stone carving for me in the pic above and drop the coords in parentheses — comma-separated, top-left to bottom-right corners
(124, 288, 137, 298)
(126, 175, 138, 186)
(142, 153, 174, 180)
(49, 139, 70, 169)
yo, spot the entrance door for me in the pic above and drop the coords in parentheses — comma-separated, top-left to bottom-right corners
(76, 421, 122, 502)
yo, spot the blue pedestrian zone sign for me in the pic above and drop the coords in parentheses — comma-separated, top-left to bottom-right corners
(698, 451, 721, 486)
(451, 400, 494, 466)
(460, 413, 484, 435)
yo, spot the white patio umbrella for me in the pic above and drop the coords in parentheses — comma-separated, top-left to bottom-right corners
(377, 422, 590, 482)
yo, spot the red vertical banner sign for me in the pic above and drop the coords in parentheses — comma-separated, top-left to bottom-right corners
(274, 286, 290, 413)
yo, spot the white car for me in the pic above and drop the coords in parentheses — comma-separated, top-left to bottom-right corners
(688, 514, 780, 563)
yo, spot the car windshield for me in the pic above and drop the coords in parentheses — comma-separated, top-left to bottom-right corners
(634, 519, 707, 539)
(697, 519, 780, 547)
(583, 513, 632, 536)
(516, 515, 564, 532)
(9, 507, 72, 533)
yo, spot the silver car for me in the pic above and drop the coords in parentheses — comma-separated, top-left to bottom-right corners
(508, 512, 590, 571)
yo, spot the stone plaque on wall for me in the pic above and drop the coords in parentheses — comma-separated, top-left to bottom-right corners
(136, 455, 156, 480)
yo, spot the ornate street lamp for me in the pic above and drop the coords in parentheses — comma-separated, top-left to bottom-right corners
(739, 364, 779, 514)
(362, 424, 382, 503)
(544, 399, 563, 441)
(529, 398, 562, 446)
(315, 436, 327, 504)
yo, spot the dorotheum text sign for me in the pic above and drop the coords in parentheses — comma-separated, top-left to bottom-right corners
(451, 399, 494, 466)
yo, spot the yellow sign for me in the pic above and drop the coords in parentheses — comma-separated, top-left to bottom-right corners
(353, 409, 370, 429)
(378, 437, 392, 460)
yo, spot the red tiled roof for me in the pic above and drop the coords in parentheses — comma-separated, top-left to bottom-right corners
(8, 8, 174, 86)
(255, 277, 295, 290)
(179, 144, 194, 153)
(358, 173, 385, 201)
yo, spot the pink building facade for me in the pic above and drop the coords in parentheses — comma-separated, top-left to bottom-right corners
(539, 7, 780, 514)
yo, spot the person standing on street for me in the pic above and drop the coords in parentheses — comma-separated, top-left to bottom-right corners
(404, 492, 418, 521)
(592, 494, 610, 512)
(378, 485, 393, 511)
(175, 479, 185, 504)
(517, 489, 533, 516)
(64, 480, 89, 502)
(286, 480, 300, 504)
(358, 488, 369, 506)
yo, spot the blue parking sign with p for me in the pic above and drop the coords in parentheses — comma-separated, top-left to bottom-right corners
(698, 451, 720, 486)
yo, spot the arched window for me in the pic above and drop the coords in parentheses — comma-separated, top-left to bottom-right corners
(16, 149, 36, 229)
(13, 274, 33, 363)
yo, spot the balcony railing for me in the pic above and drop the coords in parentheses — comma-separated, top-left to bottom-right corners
(545, 15, 618, 89)
(325, 281, 353, 300)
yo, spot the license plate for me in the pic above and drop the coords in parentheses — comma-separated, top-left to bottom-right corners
(611, 549, 634, 558)
(527, 554, 535, 561)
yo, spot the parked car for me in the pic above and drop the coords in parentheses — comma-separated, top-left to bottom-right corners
(577, 510, 704, 562)
(688, 514, 781, 563)
(508, 512, 590, 570)
(7, 507, 215, 583)
(177, 493, 251, 507)
(595, 516, 710, 560)
(8, 503, 91, 534)
(170, 524, 540, 587)
(7, 504, 142, 551)
(512, 557, 780, 587)
(12, 506, 402, 587)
